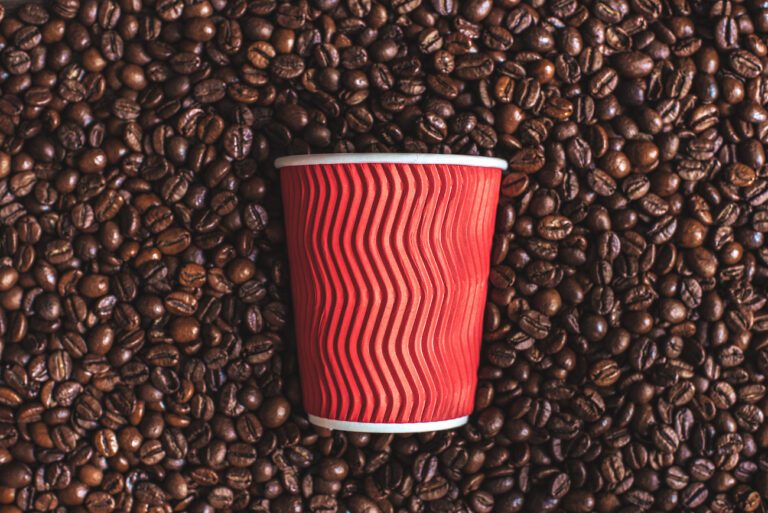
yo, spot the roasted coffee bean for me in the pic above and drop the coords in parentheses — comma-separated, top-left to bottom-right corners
(272, 54, 305, 79)
(590, 359, 621, 387)
(729, 50, 763, 79)
(613, 51, 654, 78)
(518, 310, 551, 340)
(0, 462, 32, 488)
(537, 215, 573, 241)
(652, 424, 680, 453)
(681, 482, 709, 508)
(223, 125, 253, 160)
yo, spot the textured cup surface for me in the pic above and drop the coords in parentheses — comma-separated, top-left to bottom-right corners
(278, 154, 503, 431)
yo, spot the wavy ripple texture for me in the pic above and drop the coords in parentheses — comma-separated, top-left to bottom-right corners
(281, 162, 501, 424)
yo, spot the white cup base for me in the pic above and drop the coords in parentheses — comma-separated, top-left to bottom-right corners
(308, 414, 469, 433)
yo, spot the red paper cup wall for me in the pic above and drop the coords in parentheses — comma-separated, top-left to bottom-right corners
(276, 154, 506, 433)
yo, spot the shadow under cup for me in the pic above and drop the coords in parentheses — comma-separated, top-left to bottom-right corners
(276, 154, 506, 433)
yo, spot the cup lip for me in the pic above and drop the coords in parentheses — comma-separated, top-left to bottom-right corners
(275, 153, 508, 170)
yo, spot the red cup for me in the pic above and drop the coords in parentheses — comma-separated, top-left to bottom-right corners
(276, 154, 506, 432)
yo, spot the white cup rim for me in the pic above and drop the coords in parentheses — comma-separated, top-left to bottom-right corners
(275, 153, 508, 170)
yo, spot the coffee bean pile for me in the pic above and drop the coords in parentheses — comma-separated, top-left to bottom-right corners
(0, 0, 768, 511)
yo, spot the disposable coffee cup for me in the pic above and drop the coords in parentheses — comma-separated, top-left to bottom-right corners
(276, 154, 506, 433)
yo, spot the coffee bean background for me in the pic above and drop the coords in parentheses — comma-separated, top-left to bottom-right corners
(1, 0, 768, 512)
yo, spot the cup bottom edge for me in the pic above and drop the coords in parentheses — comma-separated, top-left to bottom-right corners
(307, 414, 469, 433)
